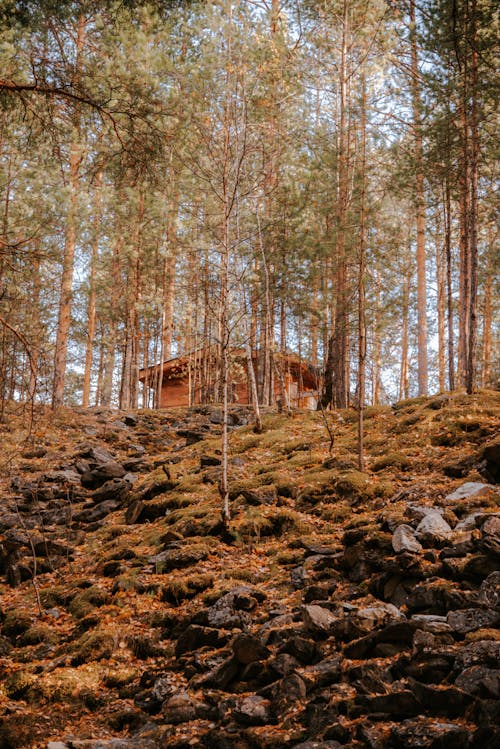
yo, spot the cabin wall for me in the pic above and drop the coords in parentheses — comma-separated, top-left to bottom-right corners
(159, 376, 317, 409)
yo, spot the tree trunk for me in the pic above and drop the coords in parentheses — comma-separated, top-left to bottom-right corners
(410, 0, 428, 396)
(357, 78, 367, 471)
(82, 171, 102, 407)
(444, 178, 455, 390)
(331, 0, 350, 409)
(52, 14, 85, 408)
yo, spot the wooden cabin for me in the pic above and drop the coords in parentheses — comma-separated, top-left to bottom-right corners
(138, 348, 319, 409)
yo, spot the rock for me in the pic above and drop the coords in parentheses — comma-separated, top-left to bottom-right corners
(81, 461, 127, 489)
(354, 602, 405, 633)
(291, 743, 343, 749)
(136, 478, 178, 502)
(356, 689, 420, 716)
(161, 691, 198, 724)
(455, 640, 500, 670)
(90, 478, 131, 503)
(454, 512, 486, 532)
(272, 672, 307, 715)
(199, 655, 239, 690)
(411, 614, 451, 633)
(455, 666, 500, 698)
(444, 482, 491, 503)
(125, 499, 146, 524)
(241, 486, 277, 505)
(409, 681, 474, 716)
(75, 499, 121, 523)
(447, 608, 499, 634)
(344, 621, 417, 659)
(77, 444, 116, 464)
(415, 513, 453, 545)
(390, 718, 471, 748)
(302, 604, 338, 633)
(207, 587, 260, 629)
(152, 545, 210, 573)
(406, 504, 445, 522)
(478, 571, 500, 609)
(480, 441, 500, 484)
(392, 525, 423, 553)
(232, 633, 270, 665)
(175, 625, 229, 656)
(279, 635, 317, 664)
(302, 657, 342, 689)
(124, 414, 138, 426)
(200, 454, 221, 468)
(233, 694, 272, 726)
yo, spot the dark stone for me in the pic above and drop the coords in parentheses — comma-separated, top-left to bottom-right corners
(207, 586, 261, 629)
(447, 607, 499, 634)
(402, 654, 455, 684)
(175, 624, 229, 656)
(233, 694, 272, 726)
(356, 689, 420, 716)
(153, 545, 210, 573)
(302, 604, 339, 634)
(279, 635, 317, 664)
(136, 479, 178, 502)
(124, 414, 138, 426)
(199, 655, 239, 690)
(241, 486, 278, 506)
(162, 691, 200, 724)
(390, 718, 471, 749)
(90, 477, 131, 503)
(478, 571, 500, 609)
(291, 743, 343, 749)
(344, 621, 417, 659)
(75, 499, 121, 523)
(408, 680, 474, 716)
(302, 657, 342, 689)
(125, 499, 146, 524)
(455, 665, 500, 698)
(455, 640, 500, 671)
(200, 454, 222, 468)
(480, 441, 500, 483)
(272, 673, 307, 716)
(232, 634, 270, 665)
(463, 553, 498, 579)
(80, 461, 127, 488)
(176, 429, 207, 444)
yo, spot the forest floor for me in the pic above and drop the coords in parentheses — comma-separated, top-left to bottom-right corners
(0, 391, 498, 749)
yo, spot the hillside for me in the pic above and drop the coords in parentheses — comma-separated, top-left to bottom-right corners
(0, 392, 499, 749)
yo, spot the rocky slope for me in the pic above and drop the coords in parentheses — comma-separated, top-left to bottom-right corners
(0, 392, 498, 749)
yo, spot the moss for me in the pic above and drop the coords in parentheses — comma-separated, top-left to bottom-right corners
(161, 573, 214, 604)
(2, 609, 32, 639)
(335, 471, 373, 500)
(72, 630, 114, 664)
(275, 550, 303, 565)
(33, 665, 102, 704)
(363, 405, 393, 419)
(39, 585, 72, 609)
(392, 395, 429, 413)
(102, 667, 138, 688)
(69, 586, 111, 619)
(318, 503, 352, 522)
(233, 508, 274, 540)
(464, 628, 500, 642)
(372, 451, 412, 472)
(4, 670, 36, 699)
(18, 624, 59, 646)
